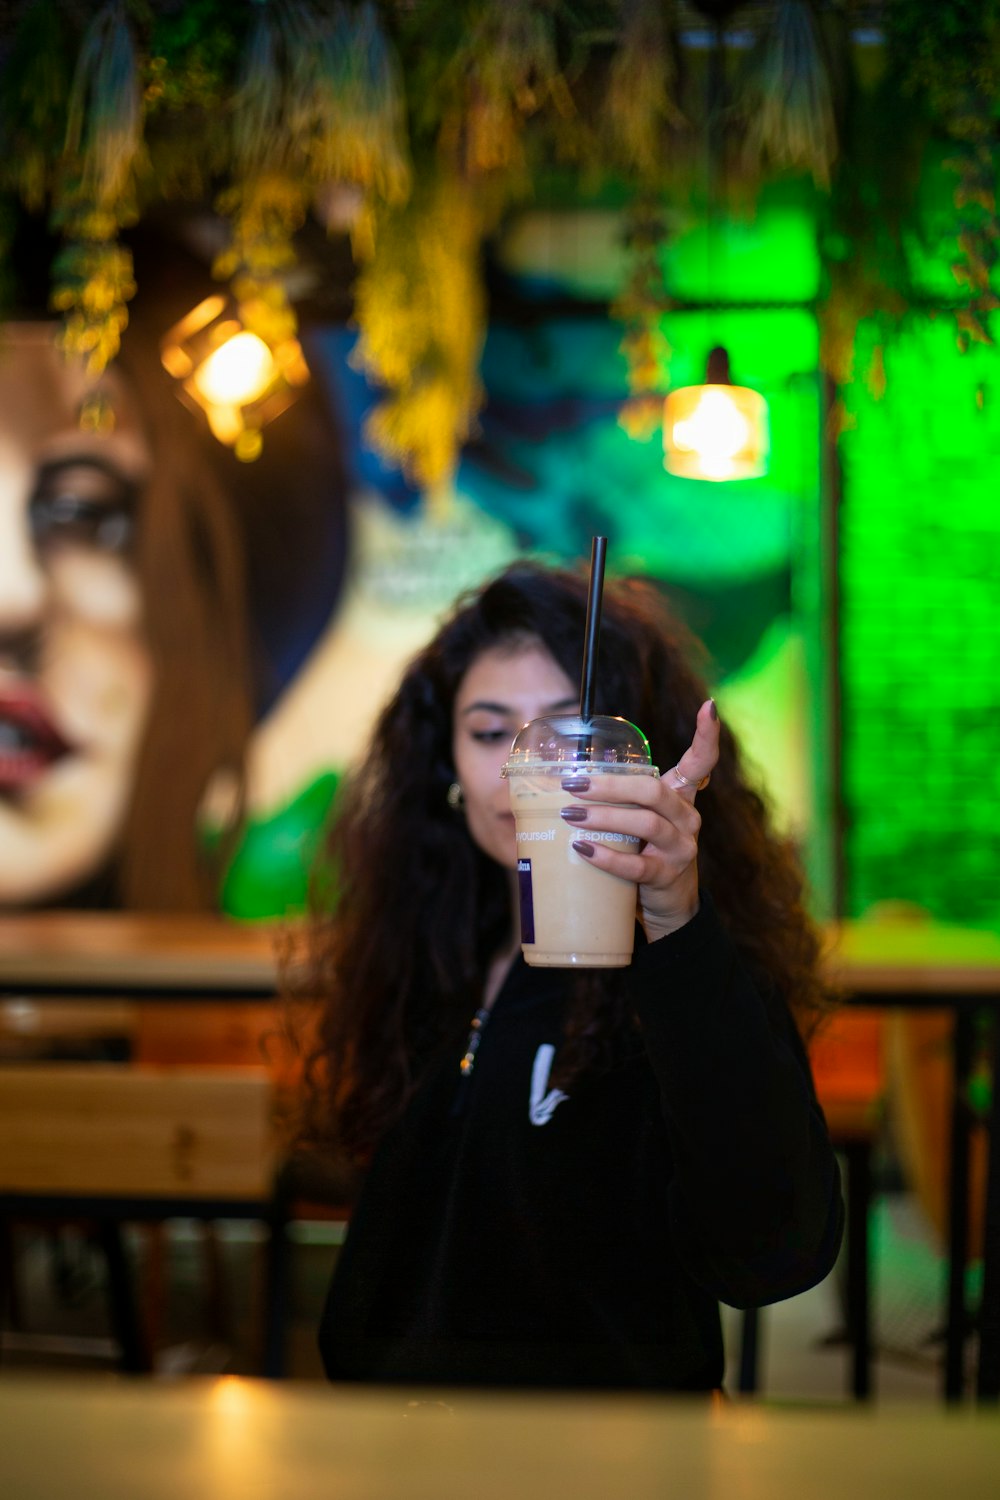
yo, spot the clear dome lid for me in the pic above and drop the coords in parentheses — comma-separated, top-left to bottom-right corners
(501, 714, 655, 776)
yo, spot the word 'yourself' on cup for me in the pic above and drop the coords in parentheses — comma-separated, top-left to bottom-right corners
(501, 714, 659, 967)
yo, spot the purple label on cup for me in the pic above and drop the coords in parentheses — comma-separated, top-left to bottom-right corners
(517, 858, 535, 944)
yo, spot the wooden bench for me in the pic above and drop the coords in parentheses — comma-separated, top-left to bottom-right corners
(0, 1063, 285, 1374)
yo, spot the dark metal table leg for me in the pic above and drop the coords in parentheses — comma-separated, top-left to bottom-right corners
(945, 1010, 975, 1401)
(976, 1008, 1000, 1401)
(845, 1139, 872, 1400)
(97, 1221, 152, 1374)
(261, 1201, 290, 1380)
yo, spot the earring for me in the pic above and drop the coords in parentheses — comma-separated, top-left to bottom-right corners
(446, 781, 464, 810)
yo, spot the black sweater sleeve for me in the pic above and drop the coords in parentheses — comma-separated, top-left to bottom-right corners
(625, 894, 845, 1310)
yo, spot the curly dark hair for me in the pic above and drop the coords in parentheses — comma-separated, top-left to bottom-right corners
(297, 561, 832, 1161)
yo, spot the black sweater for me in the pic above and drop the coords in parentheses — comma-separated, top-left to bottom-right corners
(318, 896, 844, 1391)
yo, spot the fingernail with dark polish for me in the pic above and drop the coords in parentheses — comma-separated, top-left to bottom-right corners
(561, 776, 590, 792)
(560, 805, 588, 823)
(709, 698, 718, 721)
(572, 840, 595, 858)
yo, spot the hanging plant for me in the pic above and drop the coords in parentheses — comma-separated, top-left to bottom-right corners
(600, 1, 683, 434)
(377, 0, 574, 489)
(215, 0, 303, 354)
(350, 175, 486, 494)
(213, 172, 308, 349)
(0, 0, 74, 212)
(602, 0, 684, 183)
(289, 0, 410, 259)
(219, 0, 411, 356)
(888, 0, 1000, 349)
(816, 63, 922, 394)
(49, 0, 145, 377)
(142, 0, 244, 197)
(613, 196, 674, 439)
(145, 0, 244, 114)
(0, 1, 996, 485)
(820, 252, 907, 402)
(425, 0, 569, 185)
(736, 0, 838, 189)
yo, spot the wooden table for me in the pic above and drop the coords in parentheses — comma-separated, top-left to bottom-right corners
(0, 912, 279, 998)
(3, 909, 992, 1000)
(823, 919, 1000, 1003)
(823, 919, 1000, 1402)
(1, 911, 999, 1399)
(1, 1375, 999, 1500)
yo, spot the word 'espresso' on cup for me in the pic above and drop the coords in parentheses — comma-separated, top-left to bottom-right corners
(515, 828, 637, 844)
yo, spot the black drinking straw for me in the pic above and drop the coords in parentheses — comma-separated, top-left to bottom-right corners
(579, 536, 607, 722)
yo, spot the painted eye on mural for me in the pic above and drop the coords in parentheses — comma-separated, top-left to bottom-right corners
(29, 461, 139, 556)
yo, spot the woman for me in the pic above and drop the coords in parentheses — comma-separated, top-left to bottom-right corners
(302, 561, 843, 1391)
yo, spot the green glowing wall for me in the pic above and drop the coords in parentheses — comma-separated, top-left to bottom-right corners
(839, 320, 1000, 926)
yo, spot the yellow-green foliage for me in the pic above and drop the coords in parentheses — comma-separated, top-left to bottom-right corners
(0, 1, 995, 475)
(603, 0, 683, 181)
(50, 2, 144, 373)
(218, 1, 412, 376)
(51, 231, 136, 375)
(214, 174, 307, 348)
(435, 0, 565, 181)
(351, 179, 485, 489)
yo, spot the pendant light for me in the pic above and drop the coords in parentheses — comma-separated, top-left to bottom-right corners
(663, 345, 769, 481)
(160, 295, 310, 461)
(663, 9, 769, 482)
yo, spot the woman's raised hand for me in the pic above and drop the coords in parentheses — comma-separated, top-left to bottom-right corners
(559, 700, 721, 942)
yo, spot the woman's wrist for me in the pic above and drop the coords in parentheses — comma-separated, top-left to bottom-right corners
(640, 894, 701, 945)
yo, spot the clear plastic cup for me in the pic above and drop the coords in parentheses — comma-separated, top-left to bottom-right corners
(501, 714, 659, 967)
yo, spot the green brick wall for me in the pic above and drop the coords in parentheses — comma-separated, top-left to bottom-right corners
(838, 318, 1000, 926)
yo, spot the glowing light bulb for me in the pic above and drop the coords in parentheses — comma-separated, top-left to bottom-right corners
(193, 332, 276, 408)
(160, 298, 311, 456)
(663, 379, 769, 481)
(672, 389, 752, 479)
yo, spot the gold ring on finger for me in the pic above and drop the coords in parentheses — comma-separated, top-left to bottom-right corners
(668, 765, 710, 792)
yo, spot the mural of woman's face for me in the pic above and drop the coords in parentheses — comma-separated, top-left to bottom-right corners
(0, 327, 154, 904)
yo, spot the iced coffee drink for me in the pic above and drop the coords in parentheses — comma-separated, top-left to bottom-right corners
(502, 715, 658, 967)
